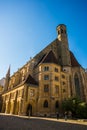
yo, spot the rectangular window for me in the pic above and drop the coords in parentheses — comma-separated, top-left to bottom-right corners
(62, 74, 65, 79)
(55, 85, 59, 93)
(62, 81, 66, 85)
(44, 66, 49, 71)
(55, 68, 58, 72)
(55, 76, 59, 81)
(44, 75, 49, 80)
(44, 84, 49, 92)
(63, 89, 66, 93)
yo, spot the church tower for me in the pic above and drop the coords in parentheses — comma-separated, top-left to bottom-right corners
(56, 24, 71, 66)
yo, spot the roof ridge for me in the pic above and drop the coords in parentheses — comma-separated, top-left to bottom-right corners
(40, 50, 53, 64)
(70, 51, 81, 67)
(39, 50, 58, 64)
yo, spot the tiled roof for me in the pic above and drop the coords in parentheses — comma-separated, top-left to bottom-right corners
(39, 50, 58, 64)
(70, 51, 80, 67)
(25, 74, 38, 85)
(35, 54, 46, 67)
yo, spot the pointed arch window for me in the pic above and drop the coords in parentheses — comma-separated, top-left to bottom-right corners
(61, 29, 63, 33)
(58, 30, 60, 34)
(65, 30, 66, 34)
(43, 100, 48, 108)
(74, 74, 81, 97)
(55, 100, 59, 108)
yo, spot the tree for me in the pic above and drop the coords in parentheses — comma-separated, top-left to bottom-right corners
(62, 97, 87, 119)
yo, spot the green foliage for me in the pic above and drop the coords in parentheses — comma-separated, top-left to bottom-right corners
(62, 97, 87, 119)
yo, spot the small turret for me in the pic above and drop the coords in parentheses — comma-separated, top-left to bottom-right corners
(56, 24, 68, 42)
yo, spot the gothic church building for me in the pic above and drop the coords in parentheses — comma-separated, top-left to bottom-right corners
(1, 24, 87, 116)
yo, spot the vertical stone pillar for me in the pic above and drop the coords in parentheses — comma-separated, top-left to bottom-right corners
(5, 102, 8, 113)
(21, 100, 27, 116)
(18, 100, 22, 115)
(20, 85, 28, 116)
(10, 100, 15, 114)
(1, 102, 5, 113)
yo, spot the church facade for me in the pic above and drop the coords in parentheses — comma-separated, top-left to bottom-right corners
(1, 24, 87, 116)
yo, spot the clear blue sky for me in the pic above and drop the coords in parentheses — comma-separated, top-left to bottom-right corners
(0, 0, 87, 79)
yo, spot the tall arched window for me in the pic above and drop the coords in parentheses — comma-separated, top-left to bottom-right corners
(43, 100, 48, 108)
(55, 101, 59, 109)
(74, 74, 81, 97)
(80, 73, 85, 101)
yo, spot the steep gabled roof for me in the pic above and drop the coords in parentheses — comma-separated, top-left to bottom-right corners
(39, 50, 58, 64)
(70, 51, 81, 67)
(25, 74, 38, 85)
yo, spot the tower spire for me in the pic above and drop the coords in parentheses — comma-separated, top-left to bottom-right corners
(4, 65, 10, 91)
(6, 65, 10, 77)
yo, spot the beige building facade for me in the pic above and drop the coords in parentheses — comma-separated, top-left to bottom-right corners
(1, 24, 87, 116)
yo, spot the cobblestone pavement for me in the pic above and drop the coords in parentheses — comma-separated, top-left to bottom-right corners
(0, 114, 87, 130)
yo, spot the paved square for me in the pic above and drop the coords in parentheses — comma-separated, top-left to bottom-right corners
(0, 115, 87, 130)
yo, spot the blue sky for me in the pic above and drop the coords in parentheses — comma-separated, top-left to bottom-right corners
(0, 0, 87, 79)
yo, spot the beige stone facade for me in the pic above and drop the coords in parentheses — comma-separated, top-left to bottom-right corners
(0, 86, 3, 93)
(1, 24, 87, 116)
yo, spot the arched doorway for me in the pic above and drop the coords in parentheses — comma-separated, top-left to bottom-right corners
(43, 100, 48, 108)
(26, 104, 32, 116)
(55, 100, 59, 113)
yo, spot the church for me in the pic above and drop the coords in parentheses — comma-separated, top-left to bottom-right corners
(1, 24, 87, 116)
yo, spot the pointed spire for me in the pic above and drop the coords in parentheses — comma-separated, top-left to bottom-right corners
(6, 65, 10, 78)
(4, 65, 11, 91)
